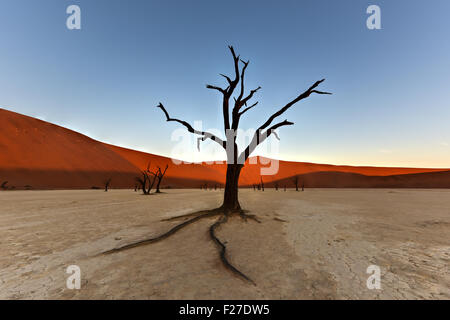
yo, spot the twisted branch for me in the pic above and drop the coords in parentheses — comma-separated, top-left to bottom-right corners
(156, 103, 226, 149)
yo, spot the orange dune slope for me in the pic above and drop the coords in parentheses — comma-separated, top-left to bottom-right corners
(0, 108, 448, 189)
(238, 156, 447, 186)
(0, 108, 220, 189)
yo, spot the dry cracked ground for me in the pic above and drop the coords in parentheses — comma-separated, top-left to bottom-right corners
(0, 188, 449, 299)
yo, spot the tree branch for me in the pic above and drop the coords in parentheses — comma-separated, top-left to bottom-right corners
(236, 59, 249, 103)
(239, 86, 261, 109)
(238, 101, 258, 117)
(206, 84, 227, 94)
(258, 79, 330, 131)
(239, 120, 293, 162)
(219, 73, 232, 86)
(237, 79, 330, 162)
(156, 103, 226, 149)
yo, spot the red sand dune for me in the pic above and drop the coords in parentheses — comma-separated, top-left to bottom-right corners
(0, 108, 448, 189)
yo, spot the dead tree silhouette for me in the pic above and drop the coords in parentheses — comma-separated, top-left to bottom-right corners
(274, 182, 279, 191)
(136, 162, 157, 195)
(293, 175, 299, 191)
(284, 185, 287, 192)
(102, 46, 330, 283)
(154, 165, 168, 193)
(104, 178, 112, 192)
(260, 177, 265, 191)
(1, 181, 8, 190)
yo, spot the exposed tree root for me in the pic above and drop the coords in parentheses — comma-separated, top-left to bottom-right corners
(161, 209, 216, 222)
(101, 207, 260, 285)
(209, 215, 256, 285)
(102, 209, 220, 255)
(239, 211, 261, 223)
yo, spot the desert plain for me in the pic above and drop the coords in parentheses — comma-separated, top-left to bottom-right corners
(0, 188, 449, 299)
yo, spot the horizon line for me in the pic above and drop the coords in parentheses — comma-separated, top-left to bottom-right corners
(2, 106, 449, 170)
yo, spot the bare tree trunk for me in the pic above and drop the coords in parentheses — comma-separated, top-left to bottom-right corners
(104, 178, 111, 192)
(155, 177, 162, 193)
(155, 165, 168, 193)
(221, 164, 243, 212)
(293, 176, 299, 191)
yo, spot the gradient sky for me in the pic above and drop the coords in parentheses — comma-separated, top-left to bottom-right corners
(1, 0, 449, 167)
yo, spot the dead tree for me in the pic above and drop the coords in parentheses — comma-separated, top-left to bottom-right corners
(136, 162, 157, 195)
(274, 182, 279, 191)
(253, 184, 256, 191)
(260, 177, 265, 191)
(155, 165, 168, 193)
(104, 178, 112, 192)
(284, 185, 287, 192)
(1, 181, 8, 190)
(103, 46, 330, 284)
(293, 175, 299, 191)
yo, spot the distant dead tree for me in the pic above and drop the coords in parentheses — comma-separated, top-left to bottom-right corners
(136, 162, 157, 195)
(1, 181, 8, 190)
(214, 184, 217, 190)
(103, 46, 330, 284)
(274, 182, 279, 191)
(260, 177, 265, 191)
(104, 178, 112, 192)
(293, 175, 299, 191)
(155, 165, 169, 193)
(253, 184, 256, 191)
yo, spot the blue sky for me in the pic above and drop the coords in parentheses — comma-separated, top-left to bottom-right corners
(1, 0, 449, 167)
